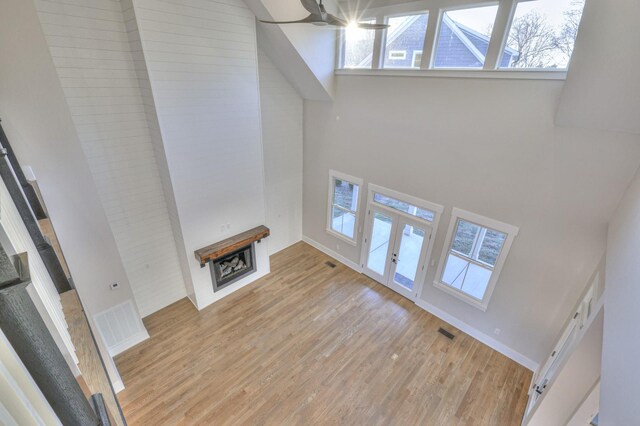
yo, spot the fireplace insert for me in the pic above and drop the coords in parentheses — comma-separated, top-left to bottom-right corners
(210, 243, 256, 292)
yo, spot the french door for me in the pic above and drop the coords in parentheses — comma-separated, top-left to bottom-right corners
(361, 206, 431, 300)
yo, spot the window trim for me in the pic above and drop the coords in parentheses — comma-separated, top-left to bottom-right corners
(326, 170, 363, 245)
(434, 208, 519, 311)
(411, 50, 423, 68)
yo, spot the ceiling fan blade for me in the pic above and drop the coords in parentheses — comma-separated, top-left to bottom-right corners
(300, 0, 322, 17)
(357, 22, 390, 30)
(259, 14, 319, 25)
(326, 14, 347, 27)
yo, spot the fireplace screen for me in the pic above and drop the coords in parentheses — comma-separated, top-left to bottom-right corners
(210, 243, 256, 292)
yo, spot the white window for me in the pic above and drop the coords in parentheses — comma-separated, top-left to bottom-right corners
(336, 0, 582, 76)
(373, 192, 435, 222)
(342, 19, 376, 68)
(434, 4, 500, 69)
(501, 0, 586, 69)
(434, 208, 518, 310)
(327, 170, 363, 244)
(383, 12, 429, 69)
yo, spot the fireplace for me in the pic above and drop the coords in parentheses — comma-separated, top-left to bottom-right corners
(194, 226, 270, 293)
(210, 243, 256, 292)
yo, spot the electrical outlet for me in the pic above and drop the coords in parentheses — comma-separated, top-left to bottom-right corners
(336, 243, 340, 250)
(110, 282, 119, 291)
(226, 223, 231, 230)
(494, 328, 501, 335)
(430, 259, 436, 267)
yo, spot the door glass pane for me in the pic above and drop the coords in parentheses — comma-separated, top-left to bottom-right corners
(383, 13, 429, 69)
(502, 0, 586, 69)
(451, 219, 479, 256)
(373, 193, 434, 221)
(393, 224, 426, 290)
(367, 212, 393, 275)
(343, 20, 376, 68)
(434, 5, 499, 68)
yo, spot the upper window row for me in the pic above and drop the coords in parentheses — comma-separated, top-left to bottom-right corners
(340, 0, 585, 71)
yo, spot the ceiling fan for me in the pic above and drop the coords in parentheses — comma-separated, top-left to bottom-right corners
(259, 0, 389, 29)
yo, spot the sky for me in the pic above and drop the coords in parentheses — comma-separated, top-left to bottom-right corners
(448, 0, 584, 32)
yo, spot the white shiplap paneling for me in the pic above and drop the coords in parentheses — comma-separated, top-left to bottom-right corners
(34, 0, 187, 317)
(132, 0, 267, 309)
(121, 0, 196, 302)
(257, 48, 303, 255)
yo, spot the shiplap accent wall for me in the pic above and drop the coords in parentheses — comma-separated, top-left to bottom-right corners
(257, 48, 303, 255)
(132, 0, 268, 309)
(34, 0, 187, 317)
(121, 0, 196, 302)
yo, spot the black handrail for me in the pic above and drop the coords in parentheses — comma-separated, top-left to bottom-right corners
(0, 119, 47, 220)
(0, 248, 99, 425)
(0, 120, 71, 293)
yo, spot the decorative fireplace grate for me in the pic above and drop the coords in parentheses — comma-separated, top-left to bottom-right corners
(210, 243, 256, 292)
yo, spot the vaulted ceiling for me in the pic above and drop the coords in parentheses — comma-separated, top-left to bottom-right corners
(246, 0, 339, 100)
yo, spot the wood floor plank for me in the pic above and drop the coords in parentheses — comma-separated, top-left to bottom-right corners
(116, 242, 532, 425)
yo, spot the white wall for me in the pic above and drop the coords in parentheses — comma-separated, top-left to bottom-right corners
(33, 0, 187, 318)
(303, 75, 640, 365)
(0, 0, 137, 387)
(258, 47, 303, 255)
(132, 0, 269, 309)
(601, 167, 640, 424)
(121, 0, 196, 308)
(567, 381, 600, 426)
(557, 0, 640, 135)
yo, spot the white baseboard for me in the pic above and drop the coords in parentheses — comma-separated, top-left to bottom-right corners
(302, 236, 363, 273)
(415, 299, 539, 371)
(299, 237, 538, 371)
(112, 379, 124, 394)
(107, 330, 149, 357)
(300, 236, 537, 370)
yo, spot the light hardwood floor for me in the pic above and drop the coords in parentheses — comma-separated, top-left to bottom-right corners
(116, 242, 532, 425)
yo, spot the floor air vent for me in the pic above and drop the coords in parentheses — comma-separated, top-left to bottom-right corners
(438, 327, 455, 340)
(325, 261, 337, 268)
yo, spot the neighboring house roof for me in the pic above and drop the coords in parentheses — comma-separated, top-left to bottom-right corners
(444, 16, 519, 67)
(355, 14, 518, 68)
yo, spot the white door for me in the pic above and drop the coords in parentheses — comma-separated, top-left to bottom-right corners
(362, 207, 431, 301)
(525, 309, 581, 417)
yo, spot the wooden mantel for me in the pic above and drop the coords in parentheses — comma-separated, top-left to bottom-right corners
(194, 225, 270, 267)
